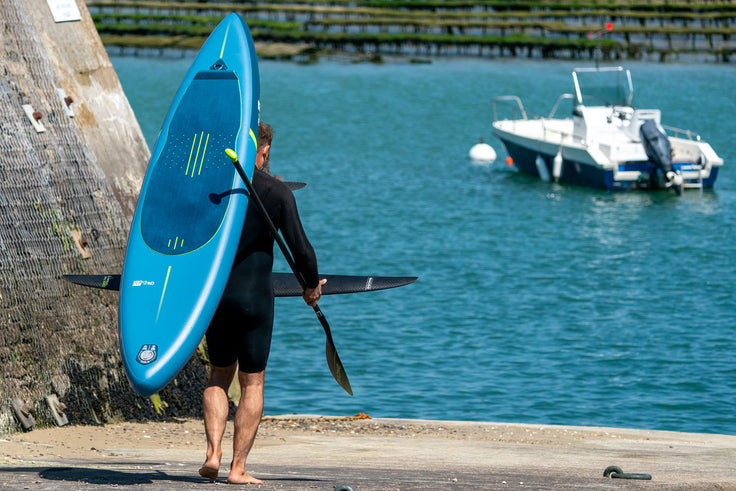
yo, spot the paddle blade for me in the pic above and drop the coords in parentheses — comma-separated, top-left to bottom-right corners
(315, 306, 353, 395)
(327, 338, 353, 396)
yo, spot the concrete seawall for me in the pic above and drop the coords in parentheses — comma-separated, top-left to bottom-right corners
(0, 0, 205, 435)
(9, 0, 149, 216)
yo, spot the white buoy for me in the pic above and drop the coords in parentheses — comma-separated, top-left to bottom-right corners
(552, 150, 563, 182)
(535, 154, 551, 181)
(468, 137, 496, 163)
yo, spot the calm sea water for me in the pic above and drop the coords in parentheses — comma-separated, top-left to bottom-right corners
(110, 54, 736, 435)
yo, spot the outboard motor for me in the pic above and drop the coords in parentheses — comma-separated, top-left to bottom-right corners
(639, 119, 682, 193)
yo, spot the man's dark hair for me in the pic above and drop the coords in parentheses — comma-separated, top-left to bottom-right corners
(258, 122, 273, 151)
(257, 122, 273, 174)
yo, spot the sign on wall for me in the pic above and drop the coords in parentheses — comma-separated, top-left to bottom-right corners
(46, 0, 82, 23)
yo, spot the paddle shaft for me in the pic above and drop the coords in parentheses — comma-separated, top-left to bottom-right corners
(227, 150, 353, 395)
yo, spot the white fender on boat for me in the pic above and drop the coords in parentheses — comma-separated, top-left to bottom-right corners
(666, 171, 683, 187)
(468, 140, 496, 163)
(535, 154, 551, 181)
(552, 151, 563, 182)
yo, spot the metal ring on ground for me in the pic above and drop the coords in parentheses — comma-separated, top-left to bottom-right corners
(604, 465, 652, 480)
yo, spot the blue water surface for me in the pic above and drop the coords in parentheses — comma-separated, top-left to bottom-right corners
(111, 54, 736, 435)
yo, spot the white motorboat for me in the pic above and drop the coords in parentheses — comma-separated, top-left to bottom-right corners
(492, 66, 723, 192)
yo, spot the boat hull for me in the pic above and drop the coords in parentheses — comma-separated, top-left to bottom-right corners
(500, 138, 613, 190)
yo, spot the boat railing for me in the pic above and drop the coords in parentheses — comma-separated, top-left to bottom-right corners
(662, 124, 702, 142)
(492, 94, 574, 143)
(547, 93, 575, 119)
(492, 93, 575, 122)
(492, 96, 528, 122)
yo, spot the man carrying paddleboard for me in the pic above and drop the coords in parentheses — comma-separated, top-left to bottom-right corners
(199, 122, 325, 485)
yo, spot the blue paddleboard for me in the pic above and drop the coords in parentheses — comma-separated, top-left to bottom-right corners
(119, 14, 259, 396)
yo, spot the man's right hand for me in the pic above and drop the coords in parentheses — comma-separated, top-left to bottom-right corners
(303, 278, 327, 307)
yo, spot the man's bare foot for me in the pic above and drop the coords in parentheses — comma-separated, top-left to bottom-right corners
(198, 464, 219, 480)
(227, 470, 263, 485)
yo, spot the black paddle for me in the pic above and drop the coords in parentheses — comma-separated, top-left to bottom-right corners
(225, 148, 353, 395)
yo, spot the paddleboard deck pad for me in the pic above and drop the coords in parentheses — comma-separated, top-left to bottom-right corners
(64, 273, 418, 295)
(120, 13, 259, 396)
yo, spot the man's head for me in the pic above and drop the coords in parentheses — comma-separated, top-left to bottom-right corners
(256, 122, 273, 173)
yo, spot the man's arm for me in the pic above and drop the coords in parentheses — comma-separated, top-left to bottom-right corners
(275, 181, 321, 296)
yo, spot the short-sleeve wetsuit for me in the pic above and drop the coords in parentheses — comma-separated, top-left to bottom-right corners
(206, 168, 319, 373)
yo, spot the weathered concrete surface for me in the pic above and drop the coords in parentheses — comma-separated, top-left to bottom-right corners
(20, 0, 149, 216)
(0, 416, 734, 489)
(0, 0, 205, 436)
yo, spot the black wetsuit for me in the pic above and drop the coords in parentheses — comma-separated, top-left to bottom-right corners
(206, 168, 319, 373)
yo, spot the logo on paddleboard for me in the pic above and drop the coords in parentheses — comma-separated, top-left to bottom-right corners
(132, 280, 155, 287)
(136, 344, 158, 365)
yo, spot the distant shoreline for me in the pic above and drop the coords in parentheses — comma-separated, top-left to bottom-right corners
(102, 37, 729, 65)
(88, 1, 736, 63)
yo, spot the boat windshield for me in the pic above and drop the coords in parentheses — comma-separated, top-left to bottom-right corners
(572, 67, 633, 107)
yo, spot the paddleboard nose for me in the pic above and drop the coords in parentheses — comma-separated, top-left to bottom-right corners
(129, 379, 159, 397)
(125, 361, 172, 397)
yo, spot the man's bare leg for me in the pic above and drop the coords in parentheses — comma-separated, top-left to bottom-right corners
(227, 369, 265, 485)
(200, 363, 237, 479)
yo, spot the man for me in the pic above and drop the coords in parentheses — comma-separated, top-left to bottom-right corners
(199, 122, 325, 484)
